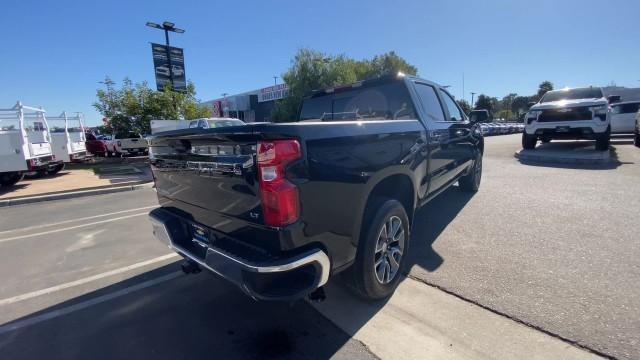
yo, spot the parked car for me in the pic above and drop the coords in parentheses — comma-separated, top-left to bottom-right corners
(148, 74, 484, 301)
(523, 87, 617, 150)
(85, 132, 115, 157)
(113, 132, 148, 156)
(610, 101, 640, 134)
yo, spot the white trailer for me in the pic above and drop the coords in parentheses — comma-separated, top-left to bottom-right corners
(47, 112, 87, 163)
(0, 102, 64, 186)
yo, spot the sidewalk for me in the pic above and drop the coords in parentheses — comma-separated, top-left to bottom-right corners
(0, 162, 152, 201)
(312, 277, 603, 360)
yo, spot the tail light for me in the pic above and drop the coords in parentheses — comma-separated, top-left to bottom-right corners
(27, 159, 36, 170)
(257, 140, 301, 227)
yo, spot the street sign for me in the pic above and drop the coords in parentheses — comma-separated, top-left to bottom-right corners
(151, 43, 186, 92)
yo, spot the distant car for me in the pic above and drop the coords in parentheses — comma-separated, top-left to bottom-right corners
(113, 132, 148, 156)
(187, 118, 246, 129)
(610, 101, 640, 134)
(479, 123, 491, 136)
(85, 132, 108, 156)
(523, 87, 615, 151)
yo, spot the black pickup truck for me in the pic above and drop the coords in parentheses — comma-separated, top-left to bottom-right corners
(148, 74, 483, 301)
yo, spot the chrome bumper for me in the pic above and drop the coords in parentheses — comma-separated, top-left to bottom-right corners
(149, 208, 330, 301)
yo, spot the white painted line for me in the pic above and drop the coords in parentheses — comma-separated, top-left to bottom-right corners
(0, 253, 179, 306)
(0, 205, 158, 235)
(0, 271, 183, 335)
(0, 212, 150, 243)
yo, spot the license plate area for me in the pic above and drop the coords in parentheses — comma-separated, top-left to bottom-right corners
(555, 126, 570, 133)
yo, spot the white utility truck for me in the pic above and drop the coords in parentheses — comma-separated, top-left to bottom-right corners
(47, 112, 87, 163)
(0, 102, 64, 186)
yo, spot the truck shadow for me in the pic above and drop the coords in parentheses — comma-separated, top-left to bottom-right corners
(406, 185, 474, 272)
(0, 263, 367, 360)
(0, 188, 475, 360)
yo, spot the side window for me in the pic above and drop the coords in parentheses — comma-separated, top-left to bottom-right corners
(198, 120, 208, 128)
(189, 121, 198, 128)
(440, 90, 464, 122)
(414, 83, 445, 122)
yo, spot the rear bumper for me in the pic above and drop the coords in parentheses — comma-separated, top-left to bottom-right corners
(27, 156, 63, 171)
(149, 208, 330, 301)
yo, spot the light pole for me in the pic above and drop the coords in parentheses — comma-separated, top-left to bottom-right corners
(471, 92, 476, 108)
(273, 76, 278, 86)
(146, 21, 185, 90)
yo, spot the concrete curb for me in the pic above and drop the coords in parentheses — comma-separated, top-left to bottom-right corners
(0, 182, 154, 207)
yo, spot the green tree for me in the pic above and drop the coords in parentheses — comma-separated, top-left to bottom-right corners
(536, 81, 554, 100)
(511, 95, 531, 114)
(457, 99, 471, 115)
(474, 94, 495, 114)
(94, 77, 210, 134)
(271, 48, 418, 122)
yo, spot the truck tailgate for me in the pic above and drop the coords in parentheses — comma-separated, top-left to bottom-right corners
(150, 130, 261, 224)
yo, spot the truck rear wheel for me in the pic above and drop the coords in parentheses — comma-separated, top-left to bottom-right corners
(634, 131, 640, 148)
(348, 197, 409, 300)
(0, 172, 24, 187)
(522, 133, 537, 150)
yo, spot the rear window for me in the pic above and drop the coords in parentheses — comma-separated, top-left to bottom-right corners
(541, 88, 603, 103)
(612, 102, 640, 115)
(299, 81, 416, 121)
(207, 119, 245, 128)
(115, 132, 139, 139)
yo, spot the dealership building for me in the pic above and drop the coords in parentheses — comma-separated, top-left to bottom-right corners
(200, 83, 289, 122)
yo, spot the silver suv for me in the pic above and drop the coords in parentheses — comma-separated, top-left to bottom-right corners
(522, 87, 618, 151)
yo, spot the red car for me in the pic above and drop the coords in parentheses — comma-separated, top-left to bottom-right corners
(85, 132, 113, 157)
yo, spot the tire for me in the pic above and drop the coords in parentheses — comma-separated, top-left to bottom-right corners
(522, 133, 537, 149)
(634, 131, 640, 148)
(348, 197, 410, 300)
(458, 153, 482, 192)
(47, 163, 65, 175)
(595, 128, 610, 151)
(0, 172, 24, 187)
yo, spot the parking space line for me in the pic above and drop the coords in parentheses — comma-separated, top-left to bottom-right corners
(0, 212, 151, 243)
(0, 205, 158, 235)
(0, 271, 183, 335)
(0, 253, 179, 306)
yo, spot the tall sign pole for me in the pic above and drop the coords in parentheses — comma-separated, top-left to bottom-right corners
(146, 21, 185, 92)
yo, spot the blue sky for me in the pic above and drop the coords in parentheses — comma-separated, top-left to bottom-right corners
(1, 0, 638, 126)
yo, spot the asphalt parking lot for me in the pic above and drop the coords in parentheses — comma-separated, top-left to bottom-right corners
(0, 134, 638, 360)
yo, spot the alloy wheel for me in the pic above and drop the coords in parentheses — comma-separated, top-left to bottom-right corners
(374, 215, 405, 284)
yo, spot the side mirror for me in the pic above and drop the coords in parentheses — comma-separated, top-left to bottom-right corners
(607, 95, 621, 104)
(527, 102, 536, 109)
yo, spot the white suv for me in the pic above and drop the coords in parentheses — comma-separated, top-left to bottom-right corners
(522, 87, 618, 151)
